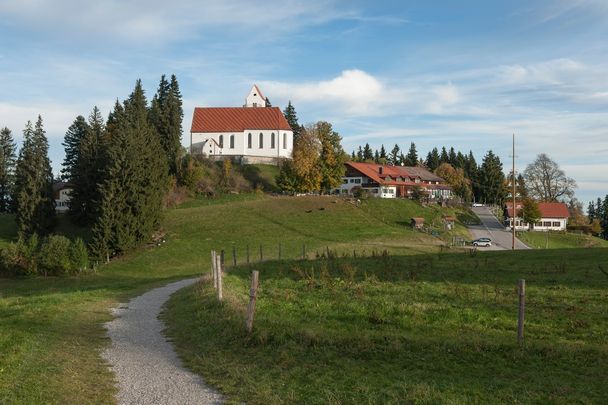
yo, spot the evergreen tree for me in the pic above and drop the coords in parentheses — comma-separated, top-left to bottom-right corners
(91, 80, 168, 259)
(404, 142, 418, 166)
(478, 150, 506, 205)
(61, 115, 89, 180)
(69, 107, 104, 225)
(516, 174, 528, 199)
(373, 150, 380, 163)
(587, 201, 596, 222)
(379, 144, 387, 160)
(0, 127, 17, 212)
(283, 101, 303, 143)
(464, 151, 478, 179)
(439, 147, 449, 164)
(455, 151, 466, 169)
(362, 143, 373, 161)
(350, 151, 356, 161)
(448, 147, 457, 165)
(150, 74, 183, 175)
(356, 146, 363, 161)
(426, 147, 440, 171)
(13, 116, 55, 237)
(602, 195, 608, 239)
(389, 144, 400, 165)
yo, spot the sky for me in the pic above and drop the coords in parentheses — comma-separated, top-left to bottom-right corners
(1, 0, 607, 204)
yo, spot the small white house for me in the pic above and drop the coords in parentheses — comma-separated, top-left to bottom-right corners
(190, 85, 294, 164)
(505, 201, 569, 231)
(53, 182, 72, 213)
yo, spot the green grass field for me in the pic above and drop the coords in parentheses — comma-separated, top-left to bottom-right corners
(164, 249, 608, 404)
(518, 231, 608, 249)
(0, 195, 471, 403)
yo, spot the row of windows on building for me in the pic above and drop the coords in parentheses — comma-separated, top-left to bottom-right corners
(216, 133, 288, 150)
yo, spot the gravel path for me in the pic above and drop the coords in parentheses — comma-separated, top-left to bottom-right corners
(102, 278, 222, 405)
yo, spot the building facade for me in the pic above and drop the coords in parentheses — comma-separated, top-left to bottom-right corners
(190, 85, 293, 164)
(53, 182, 72, 213)
(505, 201, 569, 231)
(334, 162, 452, 200)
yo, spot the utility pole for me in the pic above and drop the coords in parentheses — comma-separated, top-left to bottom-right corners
(512, 133, 516, 251)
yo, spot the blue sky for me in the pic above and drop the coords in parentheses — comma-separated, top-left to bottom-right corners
(1, 0, 607, 204)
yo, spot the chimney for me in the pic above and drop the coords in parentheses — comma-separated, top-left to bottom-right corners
(378, 166, 383, 175)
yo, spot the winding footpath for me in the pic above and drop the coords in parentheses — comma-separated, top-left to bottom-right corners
(102, 278, 222, 405)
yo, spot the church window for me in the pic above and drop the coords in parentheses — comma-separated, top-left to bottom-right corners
(259, 132, 264, 148)
(230, 135, 234, 149)
(248, 133, 252, 148)
(218, 135, 224, 148)
(271, 133, 275, 149)
(283, 133, 287, 149)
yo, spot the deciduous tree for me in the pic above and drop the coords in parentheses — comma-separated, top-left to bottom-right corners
(524, 154, 576, 202)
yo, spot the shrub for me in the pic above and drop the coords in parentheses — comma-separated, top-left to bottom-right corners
(0, 235, 40, 276)
(38, 235, 73, 276)
(69, 238, 89, 272)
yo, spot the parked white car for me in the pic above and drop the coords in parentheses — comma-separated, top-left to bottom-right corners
(472, 238, 492, 247)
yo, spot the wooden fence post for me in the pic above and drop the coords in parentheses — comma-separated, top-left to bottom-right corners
(211, 250, 217, 287)
(217, 254, 223, 301)
(259, 244, 263, 262)
(246, 270, 259, 333)
(232, 246, 237, 267)
(220, 250, 225, 271)
(246, 245, 250, 265)
(517, 279, 525, 346)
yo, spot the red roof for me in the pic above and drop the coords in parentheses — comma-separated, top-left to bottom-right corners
(345, 162, 445, 185)
(191, 107, 291, 133)
(506, 201, 569, 218)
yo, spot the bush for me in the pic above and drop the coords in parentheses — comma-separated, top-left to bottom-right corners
(0, 234, 40, 277)
(39, 235, 73, 276)
(69, 238, 89, 272)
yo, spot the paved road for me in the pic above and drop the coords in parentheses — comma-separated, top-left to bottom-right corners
(468, 206, 529, 250)
(103, 278, 222, 405)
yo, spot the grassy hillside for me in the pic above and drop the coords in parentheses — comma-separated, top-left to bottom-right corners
(0, 195, 472, 403)
(518, 231, 608, 249)
(165, 249, 608, 404)
(239, 164, 280, 192)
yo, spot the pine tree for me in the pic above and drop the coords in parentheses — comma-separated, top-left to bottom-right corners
(439, 147, 449, 164)
(448, 147, 457, 165)
(602, 195, 608, 239)
(478, 150, 506, 205)
(91, 81, 168, 259)
(356, 146, 363, 161)
(69, 107, 104, 224)
(283, 101, 302, 143)
(350, 151, 356, 161)
(389, 144, 400, 165)
(373, 150, 380, 163)
(588, 201, 596, 222)
(363, 143, 373, 161)
(455, 151, 465, 168)
(150, 75, 183, 175)
(61, 115, 89, 180)
(404, 142, 418, 166)
(0, 127, 17, 212)
(379, 145, 387, 160)
(13, 116, 55, 237)
(426, 147, 440, 170)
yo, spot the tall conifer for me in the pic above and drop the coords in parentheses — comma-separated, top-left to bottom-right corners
(0, 127, 17, 212)
(61, 115, 89, 180)
(14, 116, 55, 237)
(150, 75, 183, 175)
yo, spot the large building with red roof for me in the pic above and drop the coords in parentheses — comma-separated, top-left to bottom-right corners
(334, 162, 452, 200)
(505, 201, 569, 231)
(190, 85, 293, 163)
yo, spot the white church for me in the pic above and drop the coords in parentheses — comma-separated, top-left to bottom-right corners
(190, 85, 294, 164)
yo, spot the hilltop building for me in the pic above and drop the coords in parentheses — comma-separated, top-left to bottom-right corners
(334, 162, 452, 200)
(190, 85, 293, 164)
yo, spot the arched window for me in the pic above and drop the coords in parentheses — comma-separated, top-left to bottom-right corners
(271, 132, 275, 149)
(248, 133, 252, 148)
(218, 135, 224, 148)
(283, 133, 287, 149)
(259, 132, 263, 148)
(229, 134, 234, 149)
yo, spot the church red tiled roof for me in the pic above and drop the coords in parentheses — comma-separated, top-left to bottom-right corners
(506, 201, 569, 218)
(191, 107, 291, 133)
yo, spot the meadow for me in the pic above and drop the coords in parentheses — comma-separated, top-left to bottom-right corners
(0, 195, 466, 403)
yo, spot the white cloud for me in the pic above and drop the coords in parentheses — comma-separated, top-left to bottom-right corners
(0, 0, 347, 43)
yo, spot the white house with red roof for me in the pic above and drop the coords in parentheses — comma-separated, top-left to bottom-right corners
(190, 85, 293, 164)
(334, 162, 452, 199)
(505, 201, 569, 231)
